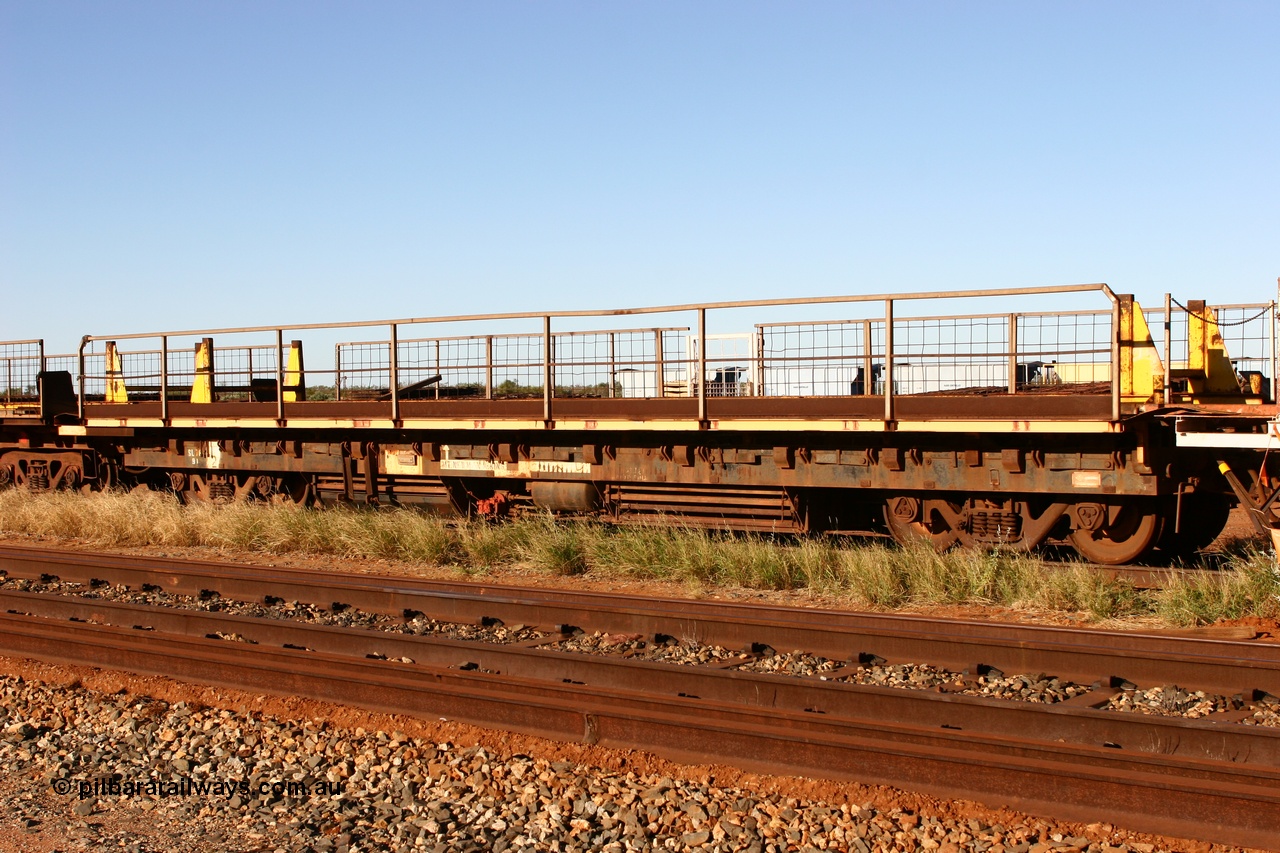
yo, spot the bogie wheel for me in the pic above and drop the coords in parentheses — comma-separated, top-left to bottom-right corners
(1068, 502, 1163, 565)
(883, 496, 960, 551)
(258, 475, 314, 507)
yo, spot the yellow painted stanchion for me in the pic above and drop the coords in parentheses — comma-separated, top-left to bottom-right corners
(191, 338, 213, 403)
(104, 341, 127, 403)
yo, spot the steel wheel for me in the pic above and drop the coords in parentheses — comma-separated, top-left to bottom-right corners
(259, 475, 314, 506)
(1068, 502, 1162, 565)
(883, 497, 960, 551)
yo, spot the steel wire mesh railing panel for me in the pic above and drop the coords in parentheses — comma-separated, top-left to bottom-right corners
(609, 330, 690, 398)
(487, 335, 543, 396)
(0, 343, 43, 403)
(118, 350, 165, 395)
(392, 337, 489, 397)
(591, 330, 673, 398)
(551, 332, 621, 397)
(757, 311, 1117, 396)
(341, 334, 546, 399)
(210, 346, 279, 399)
(164, 348, 196, 393)
(77, 290, 1275, 409)
(656, 330, 690, 397)
(757, 321, 884, 396)
(1212, 304, 1273, 381)
(75, 342, 281, 402)
(345, 326, 696, 400)
(892, 315, 1010, 393)
(336, 342, 391, 399)
(44, 353, 105, 398)
(678, 334, 751, 397)
(1014, 311, 1112, 387)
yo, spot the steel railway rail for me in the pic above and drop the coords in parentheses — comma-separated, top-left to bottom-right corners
(0, 553, 1279, 845)
(2, 546, 1276, 695)
(3, 282, 1280, 565)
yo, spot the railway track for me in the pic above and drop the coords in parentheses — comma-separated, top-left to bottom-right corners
(1, 546, 1278, 847)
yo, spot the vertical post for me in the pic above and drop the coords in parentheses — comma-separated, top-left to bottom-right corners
(334, 343, 342, 402)
(160, 336, 169, 422)
(275, 329, 285, 423)
(434, 339, 440, 400)
(38, 340, 45, 374)
(543, 316, 553, 424)
(1270, 288, 1278, 404)
(364, 442, 380, 507)
(389, 323, 400, 423)
(608, 332, 616, 398)
(697, 307, 708, 426)
(485, 336, 494, 400)
(247, 347, 254, 391)
(862, 320, 873, 396)
(883, 299, 894, 423)
(1007, 313, 1019, 394)
(1111, 300, 1122, 421)
(755, 326, 765, 396)
(1163, 293, 1173, 406)
(654, 329, 665, 398)
(77, 338, 87, 421)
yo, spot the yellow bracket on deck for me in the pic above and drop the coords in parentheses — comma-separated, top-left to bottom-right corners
(1180, 300, 1244, 396)
(191, 337, 213, 404)
(284, 340, 306, 402)
(1118, 296, 1256, 405)
(1117, 295, 1160, 404)
(104, 341, 127, 404)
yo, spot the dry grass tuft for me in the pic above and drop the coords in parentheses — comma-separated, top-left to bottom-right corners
(0, 489, 1274, 626)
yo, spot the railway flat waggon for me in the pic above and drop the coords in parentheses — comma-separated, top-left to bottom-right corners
(3, 282, 1278, 564)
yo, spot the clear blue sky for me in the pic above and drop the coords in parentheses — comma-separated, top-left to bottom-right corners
(2, 1, 1277, 346)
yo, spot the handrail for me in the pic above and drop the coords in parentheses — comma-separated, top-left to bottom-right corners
(81, 283, 1115, 343)
(66, 283, 1143, 424)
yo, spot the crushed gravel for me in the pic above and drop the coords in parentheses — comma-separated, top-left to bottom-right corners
(7, 575, 1278, 727)
(0, 575, 546, 645)
(0, 667, 1226, 853)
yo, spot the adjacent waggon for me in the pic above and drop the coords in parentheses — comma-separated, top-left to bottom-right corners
(3, 282, 1279, 564)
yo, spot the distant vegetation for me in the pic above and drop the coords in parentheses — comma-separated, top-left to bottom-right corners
(0, 488, 1274, 627)
(325, 381, 620, 401)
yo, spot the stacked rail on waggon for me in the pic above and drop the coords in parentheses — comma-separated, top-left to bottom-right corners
(2, 282, 1277, 564)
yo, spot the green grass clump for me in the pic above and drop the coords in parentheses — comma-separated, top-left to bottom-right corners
(1153, 547, 1280, 626)
(1, 488, 1277, 627)
(517, 515, 589, 576)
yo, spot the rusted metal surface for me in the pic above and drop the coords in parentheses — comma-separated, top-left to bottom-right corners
(3, 546, 1278, 697)
(27, 286, 1276, 562)
(81, 283, 1119, 341)
(0, 606, 1278, 846)
(80, 394, 1119, 423)
(5, 588, 1279, 766)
